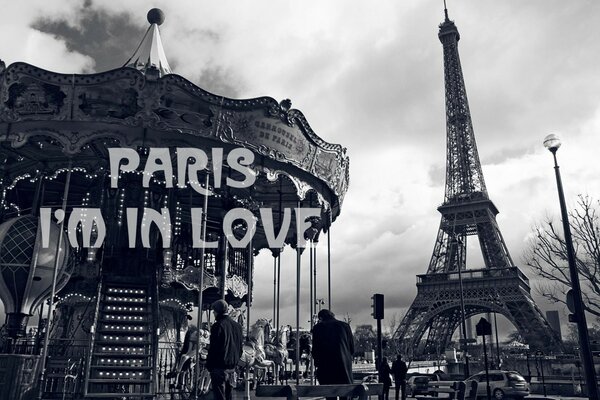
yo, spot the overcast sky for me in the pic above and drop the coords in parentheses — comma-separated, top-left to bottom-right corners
(1, 0, 599, 338)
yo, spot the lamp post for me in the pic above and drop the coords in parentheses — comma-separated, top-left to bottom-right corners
(543, 134, 599, 400)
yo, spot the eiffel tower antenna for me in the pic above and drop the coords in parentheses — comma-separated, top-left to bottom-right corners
(394, 9, 562, 361)
(443, 0, 449, 21)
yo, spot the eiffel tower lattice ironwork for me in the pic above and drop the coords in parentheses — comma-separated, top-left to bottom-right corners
(393, 9, 562, 357)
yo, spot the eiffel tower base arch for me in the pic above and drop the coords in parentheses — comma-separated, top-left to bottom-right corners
(394, 267, 563, 358)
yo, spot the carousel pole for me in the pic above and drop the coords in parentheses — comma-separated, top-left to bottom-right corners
(38, 162, 72, 400)
(32, 172, 46, 355)
(314, 240, 317, 311)
(309, 239, 313, 325)
(312, 239, 318, 384)
(272, 256, 277, 329)
(308, 239, 315, 385)
(309, 240, 314, 385)
(245, 235, 254, 400)
(327, 212, 332, 311)
(276, 256, 281, 336)
(295, 201, 302, 385)
(194, 172, 210, 400)
(275, 182, 283, 336)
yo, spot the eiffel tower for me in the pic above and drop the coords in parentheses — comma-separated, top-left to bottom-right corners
(393, 8, 562, 357)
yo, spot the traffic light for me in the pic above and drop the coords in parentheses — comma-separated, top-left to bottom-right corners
(371, 293, 384, 320)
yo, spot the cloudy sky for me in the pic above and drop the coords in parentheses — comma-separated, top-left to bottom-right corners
(2, 0, 599, 338)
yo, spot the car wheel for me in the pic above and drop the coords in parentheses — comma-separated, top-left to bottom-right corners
(493, 389, 504, 400)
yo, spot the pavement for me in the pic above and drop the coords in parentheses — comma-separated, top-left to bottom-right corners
(230, 386, 588, 400)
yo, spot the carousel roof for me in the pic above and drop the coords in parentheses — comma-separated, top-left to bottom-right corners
(124, 9, 172, 77)
(0, 9, 349, 249)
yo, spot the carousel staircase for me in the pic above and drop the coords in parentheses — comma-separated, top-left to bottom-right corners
(84, 280, 156, 398)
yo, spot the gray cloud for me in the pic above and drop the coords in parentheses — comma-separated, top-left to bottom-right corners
(33, 8, 144, 72)
(2, 0, 599, 335)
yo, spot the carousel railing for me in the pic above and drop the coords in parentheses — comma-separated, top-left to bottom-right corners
(82, 272, 104, 396)
(155, 341, 187, 395)
(42, 339, 89, 398)
(0, 338, 90, 398)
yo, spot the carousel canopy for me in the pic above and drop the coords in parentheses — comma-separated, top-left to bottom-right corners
(0, 9, 349, 252)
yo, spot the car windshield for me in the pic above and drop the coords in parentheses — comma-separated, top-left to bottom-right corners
(507, 372, 525, 382)
(414, 377, 429, 383)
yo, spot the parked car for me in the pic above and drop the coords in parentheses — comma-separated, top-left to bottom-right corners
(465, 370, 529, 400)
(406, 375, 431, 397)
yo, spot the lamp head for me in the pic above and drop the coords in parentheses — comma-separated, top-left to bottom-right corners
(543, 134, 562, 153)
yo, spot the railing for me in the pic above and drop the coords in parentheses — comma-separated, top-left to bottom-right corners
(417, 266, 530, 286)
(83, 273, 104, 396)
(0, 338, 212, 398)
(0, 339, 89, 398)
(155, 341, 194, 395)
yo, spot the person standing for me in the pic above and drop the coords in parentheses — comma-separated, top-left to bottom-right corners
(391, 354, 408, 400)
(206, 299, 243, 400)
(312, 309, 355, 400)
(378, 357, 392, 400)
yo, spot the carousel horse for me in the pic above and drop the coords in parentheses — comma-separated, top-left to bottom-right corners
(239, 318, 274, 385)
(167, 325, 211, 393)
(228, 305, 246, 328)
(264, 324, 290, 383)
(287, 330, 312, 379)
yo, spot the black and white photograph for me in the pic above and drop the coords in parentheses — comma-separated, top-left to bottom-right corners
(0, 1, 598, 399)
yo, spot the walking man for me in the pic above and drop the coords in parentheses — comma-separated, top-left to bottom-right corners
(312, 309, 355, 400)
(378, 357, 392, 400)
(206, 300, 243, 400)
(391, 354, 408, 400)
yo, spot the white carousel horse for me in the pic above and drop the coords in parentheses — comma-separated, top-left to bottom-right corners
(228, 306, 246, 329)
(239, 318, 274, 385)
(264, 324, 290, 383)
(167, 326, 211, 394)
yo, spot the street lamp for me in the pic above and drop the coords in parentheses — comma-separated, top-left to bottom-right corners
(543, 134, 599, 400)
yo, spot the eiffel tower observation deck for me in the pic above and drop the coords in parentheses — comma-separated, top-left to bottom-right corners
(393, 7, 562, 359)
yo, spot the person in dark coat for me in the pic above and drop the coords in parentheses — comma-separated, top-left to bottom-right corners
(391, 355, 408, 400)
(312, 309, 355, 400)
(378, 357, 392, 400)
(206, 300, 243, 400)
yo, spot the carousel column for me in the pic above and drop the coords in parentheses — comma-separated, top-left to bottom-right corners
(38, 162, 72, 400)
(272, 256, 277, 331)
(275, 183, 283, 338)
(327, 213, 332, 311)
(295, 200, 303, 386)
(244, 236, 253, 400)
(276, 255, 282, 336)
(295, 244, 302, 385)
(218, 234, 228, 300)
(310, 241, 316, 384)
(194, 173, 209, 400)
(32, 171, 46, 353)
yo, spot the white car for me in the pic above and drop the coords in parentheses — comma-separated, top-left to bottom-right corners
(465, 370, 529, 400)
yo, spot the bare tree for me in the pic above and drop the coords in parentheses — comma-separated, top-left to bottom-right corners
(386, 313, 398, 336)
(343, 312, 352, 327)
(526, 195, 600, 317)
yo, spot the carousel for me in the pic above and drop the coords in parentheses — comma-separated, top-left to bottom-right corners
(0, 9, 349, 400)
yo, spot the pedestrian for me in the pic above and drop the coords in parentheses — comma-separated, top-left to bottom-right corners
(206, 299, 243, 400)
(391, 354, 408, 400)
(378, 357, 392, 400)
(312, 309, 355, 400)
